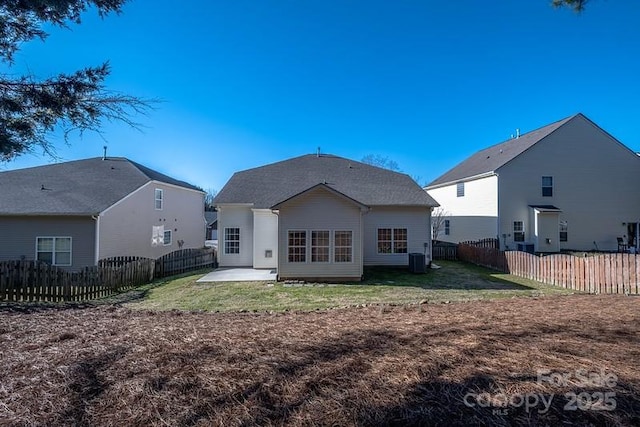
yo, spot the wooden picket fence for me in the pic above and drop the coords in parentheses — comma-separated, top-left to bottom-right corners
(458, 244, 640, 294)
(0, 247, 217, 303)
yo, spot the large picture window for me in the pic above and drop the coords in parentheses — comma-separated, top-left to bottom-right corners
(288, 230, 307, 262)
(36, 237, 72, 266)
(224, 227, 240, 254)
(334, 231, 353, 263)
(377, 228, 408, 254)
(311, 231, 330, 263)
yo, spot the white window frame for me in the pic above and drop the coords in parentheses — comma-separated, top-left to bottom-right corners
(333, 230, 353, 263)
(456, 182, 465, 197)
(163, 229, 172, 246)
(288, 230, 307, 263)
(311, 230, 330, 263)
(224, 227, 240, 255)
(35, 236, 72, 266)
(559, 221, 568, 242)
(155, 188, 164, 210)
(542, 176, 553, 197)
(377, 228, 408, 254)
(444, 219, 450, 236)
(513, 221, 525, 242)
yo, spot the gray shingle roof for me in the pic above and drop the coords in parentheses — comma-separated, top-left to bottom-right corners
(204, 211, 217, 225)
(427, 114, 577, 187)
(0, 157, 201, 215)
(214, 154, 438, 208)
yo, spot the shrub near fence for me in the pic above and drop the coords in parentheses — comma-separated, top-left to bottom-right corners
(458, 244, 640, 295)
(0, 247, 217, 303)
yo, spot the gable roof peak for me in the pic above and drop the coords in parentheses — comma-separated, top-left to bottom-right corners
(215, 153, 439, 208)
(427, 114, 580, 188)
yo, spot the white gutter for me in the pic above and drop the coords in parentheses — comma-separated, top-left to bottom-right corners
(425, 171, 498, 190)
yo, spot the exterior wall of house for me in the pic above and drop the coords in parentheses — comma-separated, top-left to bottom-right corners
(276, 187, 363, 280)
(0, 215, 96, 270)
(98, 182, 205, 260)
(252, 209, 278, 269)
(497, 115, 640, 252)
(362, 206, 432, 266)
(217, 205, 254, 267)
(426, 175, 498, 243)
(533, 211, 561, 253)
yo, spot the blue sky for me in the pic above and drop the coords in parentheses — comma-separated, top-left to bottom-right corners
(3, 0, 640, 190)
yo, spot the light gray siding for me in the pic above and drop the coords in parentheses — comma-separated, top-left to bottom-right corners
(217, 205, 254, 267)
(498, 115, 640, 252)
(363, 206, 432, 266)
(277, 186, 363, 280)
(427, 175, 499, 243)
(0, 216, 96, 270)
(98, 182, 206, 260)
(252, 209, 278, 269)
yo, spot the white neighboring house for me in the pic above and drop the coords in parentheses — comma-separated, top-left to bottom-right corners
(214, 154, 439, 281)
(426, 113, 640, 253)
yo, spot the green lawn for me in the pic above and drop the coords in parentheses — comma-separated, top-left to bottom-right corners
(120, 261, 576, 312)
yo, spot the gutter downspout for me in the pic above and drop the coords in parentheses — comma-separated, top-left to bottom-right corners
(271, 209, 280, 281)
(92, 214, 100, 265)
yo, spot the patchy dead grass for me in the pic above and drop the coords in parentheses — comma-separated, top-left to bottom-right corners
(0, 295, 639, 426)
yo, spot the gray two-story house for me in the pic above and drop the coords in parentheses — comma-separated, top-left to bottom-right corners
(426, 113, 640, 252)
(0, 157, 206, 270)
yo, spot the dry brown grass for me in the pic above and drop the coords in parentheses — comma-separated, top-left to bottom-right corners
(1, 295, 639, 426)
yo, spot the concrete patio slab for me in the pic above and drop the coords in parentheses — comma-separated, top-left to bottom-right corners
(197, 268, 277, 282)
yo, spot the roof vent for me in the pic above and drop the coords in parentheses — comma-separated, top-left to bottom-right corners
(316, 146, 321, 157)
(516, 128, 520, 139)
(102, 145, 107, 160)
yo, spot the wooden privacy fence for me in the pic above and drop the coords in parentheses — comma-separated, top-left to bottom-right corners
(458, 244, 640, 294)
(0, 258, 154, 302)
(155, 247, 217, 278)
(432, 242, 458, 260)
(432, 238, 499, 261)
(0, 247, 217, 303)
(460, 238, 500, 249)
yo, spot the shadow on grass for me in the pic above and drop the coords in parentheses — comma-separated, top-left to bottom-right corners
(361, 262, 534, 291)
(0, 269, 210, 314)
(55, 316, 639, 426)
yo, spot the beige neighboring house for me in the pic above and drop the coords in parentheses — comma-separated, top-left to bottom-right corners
(214, 154, 439, 281)
(426, 113, 640, 253)
(0, 157, 206, 270)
